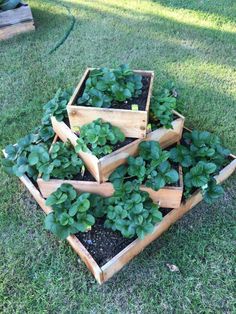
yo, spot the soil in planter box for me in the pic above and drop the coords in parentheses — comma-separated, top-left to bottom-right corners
(76, 207, 172, 267)
(71, 169, 96, 182)
(76, 76, 150, 111)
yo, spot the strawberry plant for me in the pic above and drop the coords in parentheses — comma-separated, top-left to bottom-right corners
(35, 88, 73, 145)
(77, 64, 143, 108)
(183, 130, 230, 169)
(184, 161, 217, 189)
(150, 82, 179, 129)
(2, 136, 84, 182)
(42, 88, 72, 124)
(2, 134, 48, 180)
(75, 118, 125, 158)
(109, 141, 179, 191)
(169, 130, 231, 203)
(104, 180, 162, 239)
(37, 141, 84, 181)
(45, 184, 96, 240)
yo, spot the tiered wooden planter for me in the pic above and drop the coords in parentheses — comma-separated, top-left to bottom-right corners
(67, 68, 155, 139)
(37, 135, 184, 208)
(5, 151, 235, 284)
(51, 110, 185, 182)
(0, 3, 35, 40)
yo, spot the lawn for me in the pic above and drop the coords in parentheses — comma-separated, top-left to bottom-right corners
(0, 0, 236, 312)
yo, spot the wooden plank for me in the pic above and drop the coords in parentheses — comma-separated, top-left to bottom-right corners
(0, 20, 34, 40)
(140, 166, 183, 208)
(37, 160, 183, 208)
(37, 178, 115, 199)
(144, 71, 154, 112)
(0, 5, 33, 28)
(52, 112, 185, 182)
(68, 105, 148, 139)
(101, 156, 236, 282)
(67, 68, 154, 139)
(140, 186, 182, 208)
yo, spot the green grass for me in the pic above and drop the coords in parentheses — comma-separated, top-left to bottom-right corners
(0, 0, 236, 312)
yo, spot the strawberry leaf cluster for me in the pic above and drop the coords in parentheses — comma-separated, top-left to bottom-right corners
(109, 141, 179, 191)
(78, 64, 143, 108)
(150, 82, 179, 129)
(169, 130, 230, 202)
(75, 118, 125, 158)
(45, 184, 96, 240)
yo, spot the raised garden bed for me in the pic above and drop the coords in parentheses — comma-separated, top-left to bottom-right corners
(51, 110, 185, 182)
(7, 152, 235, 284)
(37, 135, 183, 208)
(0, 3, 34, 40)
(67, 68, 154, 139)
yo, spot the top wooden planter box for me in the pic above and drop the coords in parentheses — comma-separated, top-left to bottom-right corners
(0, 3, 35, 41)
(51, 110, 185, 182)
(67, 68, 154, 139)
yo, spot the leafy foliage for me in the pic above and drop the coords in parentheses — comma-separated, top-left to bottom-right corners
(104, 181, 162, 239)
(77, 64, 143, 108)
(184, 161, 217, 189)
(183, 130, 230, 169)
(45, 184, 95, 240)
(150, 82, 179, 129)
(169, 145, 194, 168)
(2, 134, 47, 180)
(109, 141, 179, 191)
(35, 88, 73, 145)
(38, 141, 84, 181)
(42, 88, 72, 124)
(75, 118, 125, 158)
(2, 136, 84, 182)
(202, 179, 224, 204)
(169, 130, 230, 202)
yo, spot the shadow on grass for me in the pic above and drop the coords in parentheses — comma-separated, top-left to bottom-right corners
(64, 0, 236, 68)
(150, 0, 236, 23)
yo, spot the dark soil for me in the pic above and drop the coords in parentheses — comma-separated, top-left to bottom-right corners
(76, 218, 135, 266)
(71, 169, 96, 182)
(76, 207, 172, 266)
(76, 76, 150, 111)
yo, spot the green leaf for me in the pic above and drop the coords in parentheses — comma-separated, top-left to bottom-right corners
(28, 152, 39, 165)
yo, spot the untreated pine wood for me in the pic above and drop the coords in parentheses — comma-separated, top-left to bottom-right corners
(37, 178, 115, 199)
(37, 175, 183, 209)
(51, 111, 185, 182)
(67, 68, 155, 138)
(0, 4, 35, 40)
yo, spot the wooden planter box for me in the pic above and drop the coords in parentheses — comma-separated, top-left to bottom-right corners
(51, 110, 185, 182)
(36, 135, 115, 199)
(5, 151, 235, 284)
(37, 165, 183, 208)
(0, 3, 35, 41)
(67, 68, 154, 139)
